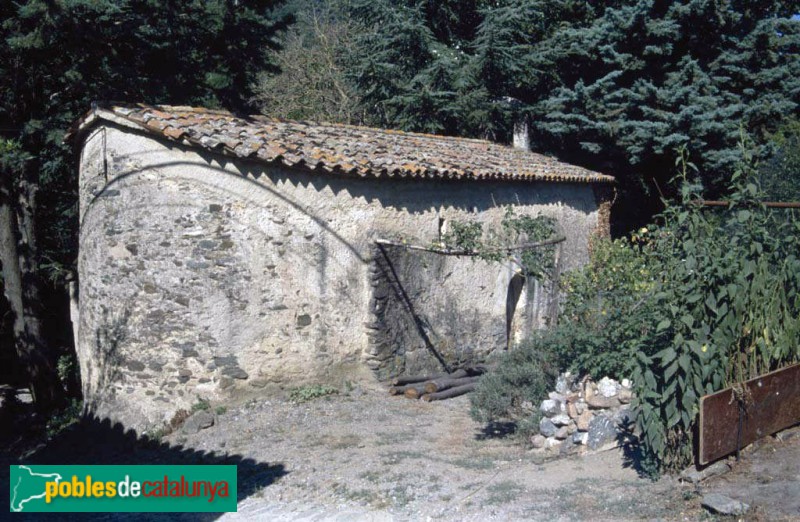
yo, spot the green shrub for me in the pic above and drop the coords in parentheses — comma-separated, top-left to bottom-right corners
(46, 399, 82, 439)
(556, 237, 661, 379)
(629, 148, 800, 474)
(533, 142, 800, 475)
(288, 384, 339, 403)
(191, 397, 210, 412)
(469, 336, 557, 432)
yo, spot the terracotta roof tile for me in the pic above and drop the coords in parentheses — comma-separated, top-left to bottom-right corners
(72, 103, 614, 184)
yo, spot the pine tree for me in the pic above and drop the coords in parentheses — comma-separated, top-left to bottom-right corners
(340, 0, 799, 227)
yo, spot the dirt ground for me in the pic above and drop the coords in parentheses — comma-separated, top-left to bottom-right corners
(164, 384, 794, 521)
(3, 384, 798, 521)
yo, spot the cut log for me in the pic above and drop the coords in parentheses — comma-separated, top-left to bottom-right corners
(392, 372, 449, 386)
(421, 382, 478, 402)
(424, 376, 480, 394)
(391, 368, 469, 386)
(403, 384, 428, 399)
(389, 384, 419, 395)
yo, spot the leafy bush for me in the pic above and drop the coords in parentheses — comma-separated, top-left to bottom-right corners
(556, 237, 661, 379)
(288, 384, 339, 403)
(629, 149, 800, 474)
(531, 143, 800, 475)
(45, 399, 82, 439)
(470, 335, 557, 434)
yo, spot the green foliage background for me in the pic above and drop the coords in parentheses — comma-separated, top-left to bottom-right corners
(266, 0, 799, 229)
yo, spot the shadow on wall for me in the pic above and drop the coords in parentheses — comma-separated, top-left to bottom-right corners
(1, 414, 287, 521)
(248, 160, 599, 217)
(82, 156, 368, 264)
(84, 305, 131, 414)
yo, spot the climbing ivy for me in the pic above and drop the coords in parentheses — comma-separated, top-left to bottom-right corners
(439, 207, 558, 278)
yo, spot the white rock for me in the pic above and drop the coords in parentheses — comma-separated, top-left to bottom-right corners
(551, 414, 571, 426)
(621, 378, 631, 388)
(540, 399, 563, 416)
(598, 377, 619, 397)
(544, 437, 562, 449)
(555, 372, 574, 395)
(572, 432, 589, 445)
(530, 434, 547, 449)
(702, 493, 750, 516)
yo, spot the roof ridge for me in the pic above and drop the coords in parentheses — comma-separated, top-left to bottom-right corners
(133, 103, 510, 148)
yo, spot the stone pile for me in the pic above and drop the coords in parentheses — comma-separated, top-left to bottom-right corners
(530, 374, 634, 455)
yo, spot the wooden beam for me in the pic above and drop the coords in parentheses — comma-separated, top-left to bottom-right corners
(698, 363, 800, 465)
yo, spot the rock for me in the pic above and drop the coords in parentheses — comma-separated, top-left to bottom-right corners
(573, 431, 589, 445)
(775, 426, 800, 442)
(539, 417, 557, 437)
(183, 411, 215, 434)
(540, 399, 562, 416)
(679, 461, 732, 484)
(548, 391, 566, 402)
(618, 388, 633, 404)
(597, 377, 619, 397)
(544, 437, 562, 450)
(576, 410, 594, 431)
(567, 402, 579, 419)
(17, 390, 33, 404)
(554, 427, 570, 440)
(575, 401, 587, 415)
(555, 372, 574, 395)
(551, 414, 571, 426)
(586, 393, 621, 409)
(221, 366, 249, 380)
(559, 439, 580, 456)
(702, 493, 750, 516)
(566, 421, 577, 435)
(530, 434, 547, 449)
(614, 408, 634, 427)
(587, 415, 617, 450)
(621, 378, 631, 388)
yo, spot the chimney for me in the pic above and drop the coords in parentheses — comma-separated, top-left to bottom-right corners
(513, 115, 530, 151)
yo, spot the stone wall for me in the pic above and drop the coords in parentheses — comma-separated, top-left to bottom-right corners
(76, 123, 606, 431)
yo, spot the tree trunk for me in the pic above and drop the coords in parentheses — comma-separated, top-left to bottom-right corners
(0, 164, 62, 411)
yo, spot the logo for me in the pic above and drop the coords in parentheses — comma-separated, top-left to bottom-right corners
(9, 465, 237, 513)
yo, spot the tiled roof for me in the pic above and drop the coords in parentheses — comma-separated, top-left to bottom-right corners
(71, 104, 614, 184)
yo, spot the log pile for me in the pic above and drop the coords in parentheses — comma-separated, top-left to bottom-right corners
(388, 367, 485, 402)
